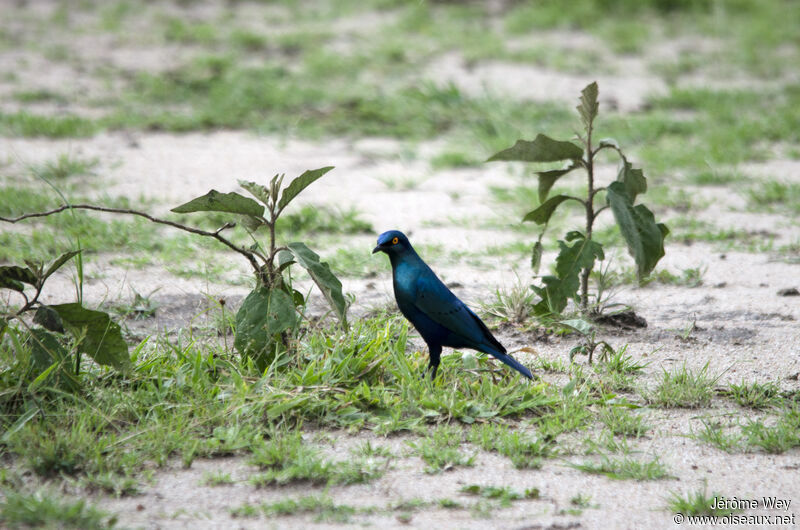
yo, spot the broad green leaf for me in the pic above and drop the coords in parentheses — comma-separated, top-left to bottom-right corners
(557, 235, 604, 286)
(617, 162, 647, 203)
(532, 233, 603, 315)
(287, 242, 348, 326)
(50, 303, 130, 371)
(28, 328, 66, 371)
(277, 166, 334, 213)
(0, 317, 6, 338)
(488, 134, 583, 163)
(277, 249, 296, 273)
(577, 81, 599, 131)
(291, 289, 305, 307)
(559, 318, 594, 335)
(26, 328, 80, 392)
(522, 195, 577, 225)
(239, 214, 263, 232)
(42, 250, 81, 281)
(234, 286, 297, 371)
(239, 180, 271, 206)
(33, 305, 64, 333)
(531, 275, 567, 316)
(531, 241, 543, 273)
(554, 234, 604, 282)
(171, 190, 265, 217)
(0, 265, 38, 292)
(598, 138, 619, 150)
(537, 162, 578, 203)
(606, 181, 669, 279)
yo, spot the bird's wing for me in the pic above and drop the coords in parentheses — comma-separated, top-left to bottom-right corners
(413, 274, 506, 354)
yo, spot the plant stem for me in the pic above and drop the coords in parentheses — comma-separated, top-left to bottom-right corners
(264, 201, 278, 287)
(581, 126, 595, 313)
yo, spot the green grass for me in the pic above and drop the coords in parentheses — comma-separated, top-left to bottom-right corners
(201, 471, 235, 486)
(0, 111, 98, 138)
(408, 424, 475, 474)
(352, 440, 394, 459)
(0, 488, 117, 529)
(276, 205, 372, 236)
(468, 422, 553, 469)
(438, 498, 463, 509)
(249, 429, 385, 486)
(534, 392, 594, 438)
(598, 407, 650, 438)
(647, 267, 705, 288)
(0, 185, 262, 280)
(686, 168, 746, 186)
(570, 455, 670, 480)
(162, 17, 219, 45)
(723, 380, 782, 409)
(598, 345, 647, 375)
(481, 281, 537, 324)
(637, 86, 800, 170)
(0, 315, 555, 496)
(694, 420, 743, 453)
(741, 407, 800, 454)
(0, 0, 796, 162)
(327, 247, 383, 278)
(1, 1, 799, 520)
(460, 484, 539, 507)
(12, 89, 68, 104)
(533, 357, 570, 373)
(430, 150, 482, 170)
(262, 495, 358, 522)
(114, 53, 571, 141)
(231, 494, 361, 522)
(747, 180, 800, 214)
(694, 406, 800, 454)
(667, 217, 777, 252)
(31, 153, 99, 181)
(647, 363, 719, 408)
(0, 206, 205, 264)
(666, 486, 738, 517)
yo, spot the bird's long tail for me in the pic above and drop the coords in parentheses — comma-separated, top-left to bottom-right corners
(490, 351, 533, 380)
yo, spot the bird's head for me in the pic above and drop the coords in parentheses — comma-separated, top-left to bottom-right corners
(372, 230, 412, 257)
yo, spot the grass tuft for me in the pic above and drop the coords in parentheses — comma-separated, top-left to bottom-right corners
(598, 407, 650, 438)
(647, 362, 719, 408)
(570, 455, 671, 480)
(408, 424, 475, 473)
(468, 422, 552, 469)
(666, 486, 738, 516)
(0, 489, 116, 529)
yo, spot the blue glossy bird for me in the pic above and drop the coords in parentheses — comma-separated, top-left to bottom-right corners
(373, 230, 533, 380)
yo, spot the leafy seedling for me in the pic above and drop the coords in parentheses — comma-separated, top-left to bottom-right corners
(489, 82, 668, 317)
(169, 167, 348, 370)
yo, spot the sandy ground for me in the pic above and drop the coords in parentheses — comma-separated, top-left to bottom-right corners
(1, 2, 800, 528)
(2, 129, 799, 530)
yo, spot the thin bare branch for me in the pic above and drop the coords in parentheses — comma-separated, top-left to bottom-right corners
(0, 204, 262, 276)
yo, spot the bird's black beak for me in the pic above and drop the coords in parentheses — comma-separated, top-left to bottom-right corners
(372, 245, 382, 254)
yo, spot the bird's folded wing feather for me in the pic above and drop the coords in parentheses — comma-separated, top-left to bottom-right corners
(414, 275, 502, 351)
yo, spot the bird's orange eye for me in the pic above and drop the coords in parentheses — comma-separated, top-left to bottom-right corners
(392, 237, 399, 245)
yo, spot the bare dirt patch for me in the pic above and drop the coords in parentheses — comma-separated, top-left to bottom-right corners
(4, 129, 798, 528)
(2, 2, 800, 528)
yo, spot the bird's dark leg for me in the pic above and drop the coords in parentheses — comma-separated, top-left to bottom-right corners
(427, 344, 442, 380)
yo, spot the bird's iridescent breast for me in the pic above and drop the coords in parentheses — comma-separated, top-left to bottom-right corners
(391, 259, 419, 307)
